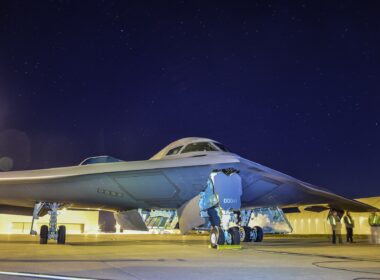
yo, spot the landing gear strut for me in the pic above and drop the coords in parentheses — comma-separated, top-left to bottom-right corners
(200, 169, 244, 248)
(199, 169, 265, 248)
(32, 202, 66, 245)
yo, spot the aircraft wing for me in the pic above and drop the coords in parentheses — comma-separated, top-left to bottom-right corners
(240, 159, 378, 212)
(0, 152, 377, 215)
(0, 154, 240, 211)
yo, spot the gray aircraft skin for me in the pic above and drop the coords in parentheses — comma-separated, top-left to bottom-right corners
(0, 137, 377, 217)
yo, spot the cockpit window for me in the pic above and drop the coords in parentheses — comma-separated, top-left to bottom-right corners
(213, 142, 230, 152)
(166, 146, 183, 156)
(181, 142, 218, 153)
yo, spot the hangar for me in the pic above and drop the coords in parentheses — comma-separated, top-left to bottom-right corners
(0, 209, 100, 234)
(286, 196, 380, 235)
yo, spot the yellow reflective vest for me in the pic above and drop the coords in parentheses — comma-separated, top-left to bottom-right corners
(328, 215, 336, 226)
(344, 215, 354, 228)
(369, 213, 380, 226)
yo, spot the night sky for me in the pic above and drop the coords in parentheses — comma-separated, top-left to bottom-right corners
(0, 1, 379, 198)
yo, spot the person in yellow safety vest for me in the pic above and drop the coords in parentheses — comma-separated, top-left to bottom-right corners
(328, 210, 342, 244)
(343, 211, 354, 243)
(368, 212, 380, 244)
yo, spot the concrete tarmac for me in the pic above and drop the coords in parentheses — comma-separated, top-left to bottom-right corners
(0, 234, 379, 280)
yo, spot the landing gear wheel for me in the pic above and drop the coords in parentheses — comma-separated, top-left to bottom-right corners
(210, 226, 225, 248)
(40, 225, 48, 244)
(254, 226, 264, 242)
(239, 226, 252, 242)
(57, 225, 66, 244)
(228, 227, 241, 245)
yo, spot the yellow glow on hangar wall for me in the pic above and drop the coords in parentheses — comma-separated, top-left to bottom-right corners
(0, 210, 99, 234)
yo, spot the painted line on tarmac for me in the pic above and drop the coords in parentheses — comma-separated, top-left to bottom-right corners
(0, 271, 100, 280)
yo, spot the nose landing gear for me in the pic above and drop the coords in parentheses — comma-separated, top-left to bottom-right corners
(57, 225, 66, 244)
(39, 225, 48, 244)
(32, 202, 67, 245)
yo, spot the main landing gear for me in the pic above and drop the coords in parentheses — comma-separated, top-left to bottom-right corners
(31, 202, 66, 245)
(237, 210, 264, 243)
(238, 225, 263, 242)
(207, 208, 264, 248)
(207, 207, 241, 248)
(199, 168, 264, 249)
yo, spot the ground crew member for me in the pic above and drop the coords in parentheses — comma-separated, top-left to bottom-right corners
(343, 211, 354, 243)
(328, 210, 342, 244)
(368, 212, 380, 244)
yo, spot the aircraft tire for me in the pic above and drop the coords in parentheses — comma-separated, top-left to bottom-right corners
(210, 226, 225, 248)
(57, 225, 66, 244)
(254, 226, 264, 242)
(239, 226, 252, 242)
(40, 225, 48, 244)
(228, 227, 241, 245)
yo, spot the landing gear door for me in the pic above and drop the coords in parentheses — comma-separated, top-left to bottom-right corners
(178, 169, 243, 235)
(177, 195, 205, 234)
(212, 171, 242, 211)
